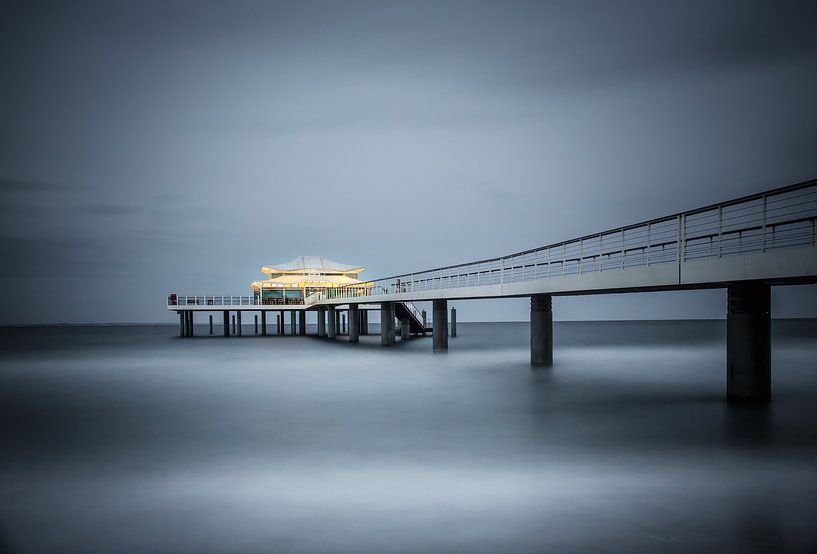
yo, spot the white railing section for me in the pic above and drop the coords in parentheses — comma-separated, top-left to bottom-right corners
(168, 295, 270, 307)
(404, 302, 424, 325)
(315, 180, 817, 302)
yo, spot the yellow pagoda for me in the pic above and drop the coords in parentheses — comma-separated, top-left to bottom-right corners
(250, 256, 371, 305)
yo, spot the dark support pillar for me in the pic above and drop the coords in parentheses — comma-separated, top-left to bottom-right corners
(327, 306, 337, 339)
(348, 304, 359, 343)
(361, 310, 368, 335)
(188, 311, 194, 337)
(179, 312, 185, 337)
(290, 311, 296, 335)
(299, 311, 306, 335)
(381, 302, 395, 346)
(237, 311, 242, 336)
(727, 283, 771, 400)
(261, 311, 267, 336)
(433, 299, 448, 352)
(335, 310, 340, 336)
(530, 295, 553, 366)
(254, 315, 258, 335)
(342, 313, 347, 335)
(422, 310, 427, 336)
(209, 314, 213, 335)
(278, 312, 284, 335)
(232, 314, 236, 335)
(317, 307, 326, 337)
(400, 318, 410, 341)
(451, 307, 457, 337)
(223, 311, 229, 337)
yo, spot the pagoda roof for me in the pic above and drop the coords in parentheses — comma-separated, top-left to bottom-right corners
(261, 256, 363, 274)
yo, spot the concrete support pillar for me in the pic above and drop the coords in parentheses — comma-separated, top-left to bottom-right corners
(342, 313, 347, 335)
(327, 306, 337, 339)
(209, 314, 213, 335)
(422, 310, 427, 336)
(450, 307, 457, 337)
(727, 283, 771, 400)
(299, 311, 306, 335)
(237, 311, 242, 336)
(179, 312, 185, 337)
(232, 314, 236, 335)
(187, 311, 194, 337)
(400, 318, 410, 341)
(278, 312, 284, 335)
(290, 311, 296, 335)
(381, 302, 395, 346)
(348, 304, 359, 343)
(433, 299, 448, 352)
(360, 310, 368, 335)
(335, 309, 340, 336)
(317, 307, 326, 337)
(254, 314, 258, 335)
(261, 311, 267, 336)
(223, 311, 229, 337)
(530, 295, 553, 366)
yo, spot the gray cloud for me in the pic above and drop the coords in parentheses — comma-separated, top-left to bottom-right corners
(1, 0, 816, 323)
(75, 203, 138, 216)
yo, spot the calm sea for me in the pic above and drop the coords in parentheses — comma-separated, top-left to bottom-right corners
(1, 320, 816, 553)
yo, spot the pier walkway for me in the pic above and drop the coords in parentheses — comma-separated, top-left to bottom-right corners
(170, 179, 817, 399)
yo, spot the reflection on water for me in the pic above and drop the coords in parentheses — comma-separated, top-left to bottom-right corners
(1, 321, 816, 553)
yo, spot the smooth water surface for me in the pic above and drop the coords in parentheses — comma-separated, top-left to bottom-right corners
(2, 321, 817, 553)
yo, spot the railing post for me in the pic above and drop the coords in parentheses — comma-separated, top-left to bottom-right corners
(598, 233, 603, 272)
(717, 207, 723, 257)
(562, 243, 566, 276)
(646, 224, 650, 266)
(546, 247, 550, 278)
(677, 214, 685, 263)
(761, 195, 767, 252)
(579, 238, 583, 274)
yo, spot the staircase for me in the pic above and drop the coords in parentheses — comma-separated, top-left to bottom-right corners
(395, 301, 428, 333)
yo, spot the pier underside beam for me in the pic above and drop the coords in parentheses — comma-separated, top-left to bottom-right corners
(327, 306, 336, 339)
(381, 302, 395, 346)
(433, 299, 448, 352)
(530, 294, 553, 366)
(727, 283, 771, 400)
(348, 305, 359, 343)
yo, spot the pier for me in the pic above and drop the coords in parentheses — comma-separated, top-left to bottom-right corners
(169, 179, 817, 400)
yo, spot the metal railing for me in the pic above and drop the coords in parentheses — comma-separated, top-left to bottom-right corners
(168, 295, 267, 307)
(404, 301, 424, 325)
(316, 179, 817, 302)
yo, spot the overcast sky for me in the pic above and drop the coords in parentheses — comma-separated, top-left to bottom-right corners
(2, 0, 816, 324)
